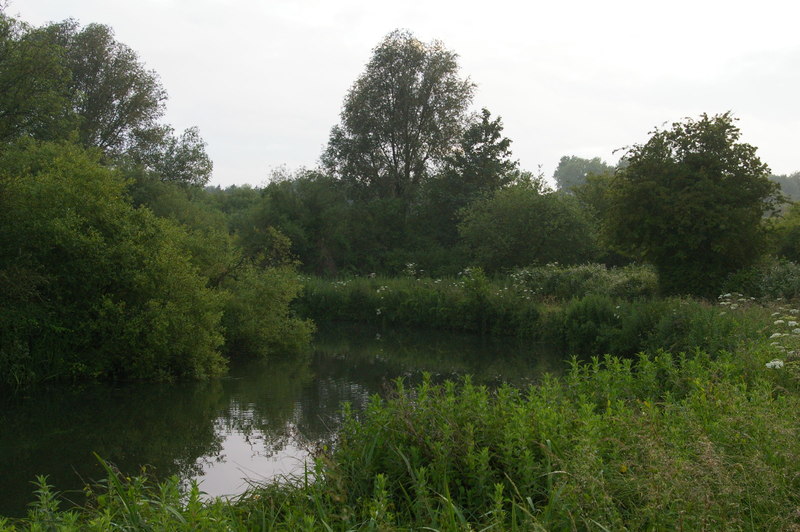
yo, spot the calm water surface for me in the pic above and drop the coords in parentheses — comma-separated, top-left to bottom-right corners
(0, 323, 563, 517)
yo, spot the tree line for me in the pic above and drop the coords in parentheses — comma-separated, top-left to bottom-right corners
(0, 11, 312, 388)
(2, 12, 798, 386)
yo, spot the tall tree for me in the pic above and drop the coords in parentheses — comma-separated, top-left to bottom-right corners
(322, 30, 475, 199)
(605, 112, 781, 297)
(43, 19, 167, 156)
(0, 13, 74, 143)
(553, 155, 614, 191)
(420, 108, 518, 248)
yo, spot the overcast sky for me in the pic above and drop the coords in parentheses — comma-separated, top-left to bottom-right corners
(12, 0, 800, 188)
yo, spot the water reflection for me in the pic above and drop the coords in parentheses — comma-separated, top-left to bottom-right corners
(0, 323, 562, 517)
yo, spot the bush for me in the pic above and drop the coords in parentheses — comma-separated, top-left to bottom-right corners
(221, 265, 315, 359)
(0, 141, 227, 387)
(510, 263, 657, 301)
(725, 258, 800, 300)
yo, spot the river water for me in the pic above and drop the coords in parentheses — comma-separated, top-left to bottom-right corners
(0, 323, 563, 517)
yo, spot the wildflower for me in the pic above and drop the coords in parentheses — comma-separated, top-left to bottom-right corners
(376, 308, 382, 316)
(765, 359, 785, 369)
(793, 328, 800, 335)
(775, 320, 786, 325)
(730, 304, 739, 310)
(770, 333, 783, 339)
(790, 321, 798, 327)
(772, 312, 781, 317)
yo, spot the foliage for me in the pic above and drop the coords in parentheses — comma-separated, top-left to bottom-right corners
(0, 13, 75, 143)
(605, 112, 781, 297)
(724, 257, 800, 300)
(458, 181, 599, 272)
(552, 154, 614, 191)
(510, 263, 658, 300)
(322, 29, 474, 200)
(41, 19, 167, 156)
(221, 265, 315, 359)
(418, 108, 518, 249)
(0, 140, 226, 387)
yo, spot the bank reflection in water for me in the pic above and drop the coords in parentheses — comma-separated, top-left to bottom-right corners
(0, 323, 562, 517)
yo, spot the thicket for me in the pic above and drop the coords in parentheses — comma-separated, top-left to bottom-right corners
(0, 141, 313, 389)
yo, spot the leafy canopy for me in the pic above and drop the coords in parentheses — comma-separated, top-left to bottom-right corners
(323, 30, 475, 199)
(605, 112, 781, 297)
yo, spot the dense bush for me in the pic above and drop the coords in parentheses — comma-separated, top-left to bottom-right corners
(0, 141, 227, 387)
(725, 258, 800, 300)
(300, 268, 748, 358)
(221, 265, 315, 359)
(458, 183, 599, 273)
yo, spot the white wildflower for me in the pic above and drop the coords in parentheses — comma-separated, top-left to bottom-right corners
(775, 320, 786, 325)
(766, 359, 785, 369)
(789, 321, 798, 327)
(770, 332, 783, 339)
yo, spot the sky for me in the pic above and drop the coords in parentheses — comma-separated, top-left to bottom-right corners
(11, 0, 800, 188)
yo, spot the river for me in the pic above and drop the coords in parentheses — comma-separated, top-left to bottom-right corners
(0, 323, 563, 517)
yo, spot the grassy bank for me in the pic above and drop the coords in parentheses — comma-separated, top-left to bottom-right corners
(298, 267, 766, 358)
(4, 296, 800, 529)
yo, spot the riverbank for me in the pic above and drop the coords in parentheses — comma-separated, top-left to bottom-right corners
(3, 293, 800, 529)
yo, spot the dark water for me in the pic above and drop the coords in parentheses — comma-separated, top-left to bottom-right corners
(0, 323, 562, 517)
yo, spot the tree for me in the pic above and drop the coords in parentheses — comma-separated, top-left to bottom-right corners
(553, 155, 614, 191)
(0, 13, 75, 143)
(605, 112, 781, 297)
(43, 20, 167, 156)
(770, 171, 800, 202)
(458, 178, 599, 273)
(124, 125, 213, 186)
(322, 30, 475, 199)
(419, 108, 518, 249)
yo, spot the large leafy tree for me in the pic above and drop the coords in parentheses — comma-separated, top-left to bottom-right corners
(43, 19, 167, 156)
(0, 13, 74, 143)
(322, 30, 475, 199)
(419, 108, 518, 248)
(605, 112, 781, 297)
(553, 155, 614, 191)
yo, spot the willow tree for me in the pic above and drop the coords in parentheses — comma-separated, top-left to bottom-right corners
(323, 30, 475, 200)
